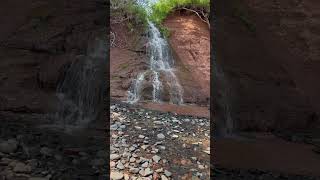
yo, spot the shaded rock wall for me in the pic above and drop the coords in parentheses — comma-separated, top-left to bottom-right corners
(0, 0, 107, 114)
(214, 0, 320, 132)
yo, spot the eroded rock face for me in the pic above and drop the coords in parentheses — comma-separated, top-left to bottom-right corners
(111, 13, 210, 106)
(214, 0, 320, 132)
(163, 13, 210, 106)
(110, 22, 148, 101)
(0, 0, 107, 114)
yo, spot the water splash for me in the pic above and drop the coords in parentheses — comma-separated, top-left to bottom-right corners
(127, 72, 146, 103)
(55, 37, 107, 132)
(152, 71, 162, 102)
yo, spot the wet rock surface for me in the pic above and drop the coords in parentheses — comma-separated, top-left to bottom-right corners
(110, 102, 210, 179)
(0, 112, 107, 180)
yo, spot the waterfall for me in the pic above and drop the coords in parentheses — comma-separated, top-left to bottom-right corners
(152, 71, 161, 102)
(55, 37, 107, 131)
(127, 0, 183, 105)
(127, 72, 146, 103)
(212, 49, 234, 136)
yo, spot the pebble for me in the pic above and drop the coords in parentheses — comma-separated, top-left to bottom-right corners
(0, 139, 18, 154)
(129, 146, 136, 152)
(141, 161, 148, 168)
(13, 162, 31, 173)
(110, 124, 118, 130)
(164, 170, 172, 177)
(110, 161, 116, 167)
(138, 135, 145, 139)
(110, 154, 121, 160)
(155, 168, 163, 173)
(116, 162, 124, 170)
(152, 155, 161, 163)
(124, 173, 130, 180)
(161, 175, 169, 180)
(157, 133, 165, 139)
(110, 171, 124, 180)
(172, 134, 179, 138)
(40, 147, 53, 157)
(141, 145, 148, 150)
(129, 157, 136, 162)
(132, 153, 138, 158)
(129, 168, 139, 174)
(140, 168, 153, 177)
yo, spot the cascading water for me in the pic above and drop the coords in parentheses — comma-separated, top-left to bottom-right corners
(127, 0, 183, 105)
(127, 72, 146, 103)
(151, 71, 161, 102)
(55, 37, 107, 132)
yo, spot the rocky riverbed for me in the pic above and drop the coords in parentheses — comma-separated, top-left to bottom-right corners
(110, 103, 211, 180)
(0, 112, 107, 180)
(110, 102, 320, 180)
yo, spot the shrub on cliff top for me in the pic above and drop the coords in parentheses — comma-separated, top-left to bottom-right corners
(111, 0, 148, 27)
(150, 0, 210, 26)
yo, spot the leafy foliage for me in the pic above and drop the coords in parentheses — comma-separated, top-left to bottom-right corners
(150, 0, 210, 25)
(110, 0, 148, 27)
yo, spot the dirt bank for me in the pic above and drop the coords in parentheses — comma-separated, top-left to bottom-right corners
(164, 12, 210, 106)
(110, 22, 148, 101)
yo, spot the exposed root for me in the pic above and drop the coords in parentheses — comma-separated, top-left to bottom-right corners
(178, 7, 210, 29)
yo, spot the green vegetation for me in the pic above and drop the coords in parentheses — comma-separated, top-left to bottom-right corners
(126, 2, 148, 26)
(111, 0, 210, 38)
(158, 24, 171, 38)
(110, 0, 148, 28)
(149, 0, 210, 37)
(150, 0, 210, 25)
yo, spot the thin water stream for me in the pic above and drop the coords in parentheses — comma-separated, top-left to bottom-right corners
(55, 38, 107, 132)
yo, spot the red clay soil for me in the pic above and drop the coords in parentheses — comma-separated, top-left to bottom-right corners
(110, 47, 147, 100)
(139, 102, 210, 118)
(110, 23, 147, 101)
(215, 135, 320, 176)
(163, 13, 210, 105)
